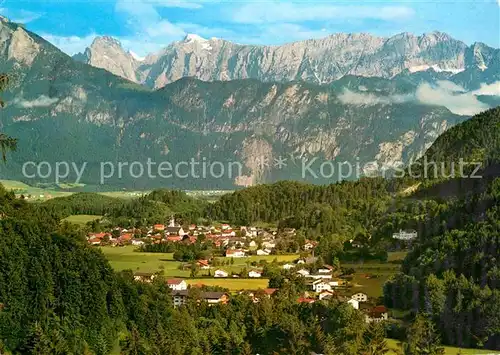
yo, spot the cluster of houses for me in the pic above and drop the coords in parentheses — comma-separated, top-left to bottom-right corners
(132, 252, 389, 323)
(87, 218, 286, 253)
(132, 271, 388, 322)
(132, 274, 230, 307)
(90, 218, 389, 323)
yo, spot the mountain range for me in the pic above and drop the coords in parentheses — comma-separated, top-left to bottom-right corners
(0, 16, 499, 189)
(74, 32, 500, 89)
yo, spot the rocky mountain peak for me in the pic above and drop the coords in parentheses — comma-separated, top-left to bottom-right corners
(91, 36, 123, 49)
(74, 31, 498, 89)
(74, 35, 140, 82)
(183, 33, 208, 43)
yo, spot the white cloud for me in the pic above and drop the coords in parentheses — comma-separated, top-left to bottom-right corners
(338, 80, 498, 116)
(40, 33, 97, 55)
(14, 95, 59, 108)
(472, 82, 500, 96)
(416, 81, 490, 116)
(144, 20, 186, 38)
(231, 3, 414, 24)
(154, 0, 203, 9)
(115, 0, 190, 55)
(0, 9, 42, 24)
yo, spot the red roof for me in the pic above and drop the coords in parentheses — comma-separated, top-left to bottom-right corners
(372, 306, 388, 313)
(88, 232, 110, 240)
(197, 260, 210, 267)
(120, 233, 133, 241)
(167, 236, 182, 242)
(226, 249, 243, 255)
(167, 279, 184, 285)
(298, 298, 316, 304)
(154, 224, 165, 230)
(263, 288, 277, 295)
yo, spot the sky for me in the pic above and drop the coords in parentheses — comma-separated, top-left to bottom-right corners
(0, 0, 499, 57)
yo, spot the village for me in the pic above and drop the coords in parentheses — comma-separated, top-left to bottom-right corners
(87, 217, 390, 324)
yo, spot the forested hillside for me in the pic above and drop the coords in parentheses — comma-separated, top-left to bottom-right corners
(384, 108, 500, 350)
(40, 189, 206, 227)
(1, 183, 404, 354)
(419, 107, 500, 167)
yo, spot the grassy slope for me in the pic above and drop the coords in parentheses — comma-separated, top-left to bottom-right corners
(187, 278, 269, 291)
(63, 215, 103, 225)
(100, 246, 299, 275)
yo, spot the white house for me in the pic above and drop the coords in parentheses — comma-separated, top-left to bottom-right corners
(214, 269, 229, 278)
(365, 306, 389, 323)
(347, 299, 359, 310)
(296, 269, 310, 277)
(226, 249, 246, 258)
(133, 272, 156, 283)
(256, 249, 270, 256)
(262, 241, 275, 249)
(392, 229, 417, 240)
(167, 279, 187, 291)
(248, 270, 263, 278)
(241, 226, 258, 238)
(312, 280, 332, 292)
(318, 290, 335, 300)
(307, 273, 333, 280)
(131, 239, 145, 246)
(221, 229, 236, 238)
(351, 293, 368, 303)
(282, 263, 295, 270)
(318, 266, 333, 274)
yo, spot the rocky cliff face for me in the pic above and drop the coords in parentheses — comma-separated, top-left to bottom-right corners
(76, 32, 498, 89)
(74, 36, 141, 83)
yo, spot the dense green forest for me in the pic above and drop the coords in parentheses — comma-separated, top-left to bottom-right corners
(383, 107, 500, 350)
(1, 183, 426, 354)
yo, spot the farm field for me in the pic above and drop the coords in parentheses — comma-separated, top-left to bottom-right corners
(100, 246, 190, 276)
(0, 179, 72, 199)
(63, 214, 103, 225)
(386, 339, 497, 355)
(100, 246, 300, 278)
(187, 278, 269, 291)
(100, 246, 405, 296)
(220, 254, 299, 265)
(350, 271, 394, 298)
(342, 252, 407, 298)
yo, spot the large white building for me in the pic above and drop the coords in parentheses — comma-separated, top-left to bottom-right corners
(392, 229, 417, 240)
(248, 270, 263, 278)
(167, 279, 187, 291)
(312, 280, 332, 292)
(226, 249, 246, 258)
(214, 269, 229, 278)
(347, 299, 359, 310)
(351, 293, 368, 302)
